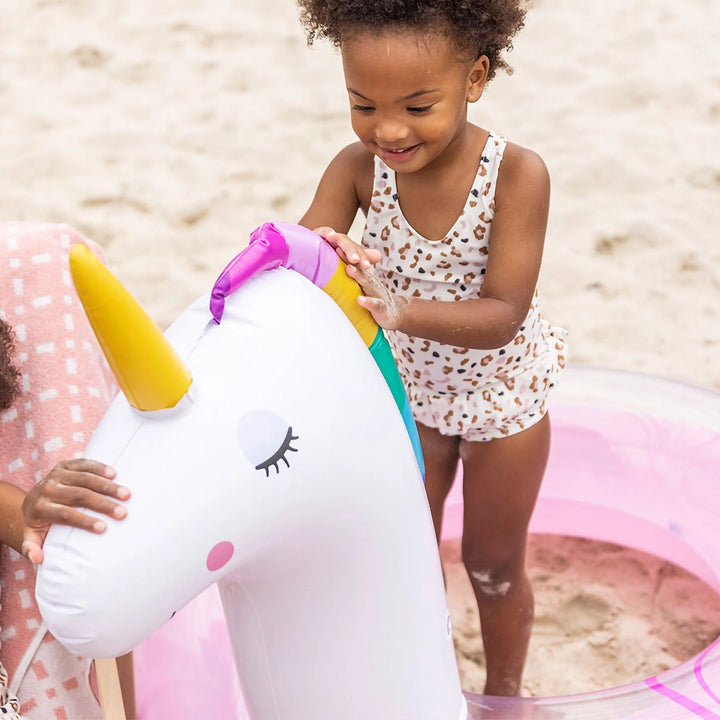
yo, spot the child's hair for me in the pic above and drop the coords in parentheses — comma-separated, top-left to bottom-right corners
(297, 0, 528, 81)
(0, 318, 21, 410)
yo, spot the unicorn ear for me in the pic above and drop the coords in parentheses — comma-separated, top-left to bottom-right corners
(70, 244, 192, 411)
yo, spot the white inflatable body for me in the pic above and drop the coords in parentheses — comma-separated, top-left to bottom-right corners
(36, 227, 466, 720)
(133, 367, 720, 720)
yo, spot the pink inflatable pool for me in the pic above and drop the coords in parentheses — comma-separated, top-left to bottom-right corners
(134, 366, 720, 720)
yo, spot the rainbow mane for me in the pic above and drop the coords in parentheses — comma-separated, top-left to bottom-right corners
(210, 221, 424, 476)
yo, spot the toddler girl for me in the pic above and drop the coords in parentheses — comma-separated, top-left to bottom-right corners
(297, 0, 567, 697)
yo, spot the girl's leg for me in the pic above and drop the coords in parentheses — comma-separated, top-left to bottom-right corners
(459, 414, 551, 696)
(416, 421, 461, 543)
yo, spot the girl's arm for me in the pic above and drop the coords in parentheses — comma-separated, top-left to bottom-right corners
(1, 462, 133, 714)
(0, 482, 28, 554)
(351, 144, 551, 349)
(299, 143, 380, 267)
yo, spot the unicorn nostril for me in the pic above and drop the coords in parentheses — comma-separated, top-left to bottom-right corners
(206, 541, 234, 571)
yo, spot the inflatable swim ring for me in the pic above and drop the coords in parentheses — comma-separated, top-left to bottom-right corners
(134, 366, 720, 720)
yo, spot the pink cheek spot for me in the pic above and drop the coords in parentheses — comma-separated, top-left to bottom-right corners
(206, 541, 235, 572)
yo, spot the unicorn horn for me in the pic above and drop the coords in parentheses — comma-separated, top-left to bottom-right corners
(70, 244, 192, 411)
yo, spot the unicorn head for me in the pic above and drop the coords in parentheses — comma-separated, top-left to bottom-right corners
(36, 223, 466, 720)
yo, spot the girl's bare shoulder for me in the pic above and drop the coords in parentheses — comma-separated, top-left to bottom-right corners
(332, 142, 375, 211)
(301, 142, 376, 231)
(497, 141, 550, 197)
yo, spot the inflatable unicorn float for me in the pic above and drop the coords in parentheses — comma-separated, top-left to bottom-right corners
(34, 221, 720, 720)
(35, 222, 477, 720)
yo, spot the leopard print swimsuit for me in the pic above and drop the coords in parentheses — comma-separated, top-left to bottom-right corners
(362, 133, 568, 441)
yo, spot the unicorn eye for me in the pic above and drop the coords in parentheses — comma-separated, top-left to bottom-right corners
(237, 411, 299, 477)
(255, 426, 299, 477)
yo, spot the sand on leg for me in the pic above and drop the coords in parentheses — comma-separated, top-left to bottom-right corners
(460, 414, 550, 696)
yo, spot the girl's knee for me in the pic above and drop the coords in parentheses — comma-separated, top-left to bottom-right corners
(461, 540, 526, 599)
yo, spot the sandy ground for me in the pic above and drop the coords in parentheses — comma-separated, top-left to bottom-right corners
(444, 536, 720, 696)
(2, 0, 720, 699)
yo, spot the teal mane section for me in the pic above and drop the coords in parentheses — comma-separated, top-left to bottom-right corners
(368, 327, 425, 480)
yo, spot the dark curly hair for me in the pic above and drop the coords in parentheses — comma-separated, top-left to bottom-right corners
(297, 0, 528, 81)
(0, 317, 21, 411)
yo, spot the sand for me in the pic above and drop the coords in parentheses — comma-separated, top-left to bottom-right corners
(3, 0, 720, 700)
(444, 536, 720, 697)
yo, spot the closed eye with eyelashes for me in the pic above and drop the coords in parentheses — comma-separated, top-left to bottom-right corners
(255, 426, 299, 477)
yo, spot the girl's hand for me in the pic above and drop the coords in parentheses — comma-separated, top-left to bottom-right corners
(313, 226, 406, 330)
(313, 226, 381, 269)
(346, 264, 409, 331)
(21, 459, 130, 564)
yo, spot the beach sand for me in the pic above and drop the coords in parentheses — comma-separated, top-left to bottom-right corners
(444, 536, 720, 696)
(3, 0, 720, 700)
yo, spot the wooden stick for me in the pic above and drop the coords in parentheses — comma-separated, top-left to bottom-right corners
(94, 657, 127, 720)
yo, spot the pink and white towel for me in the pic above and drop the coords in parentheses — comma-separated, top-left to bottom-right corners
(0, 223, 117, 719)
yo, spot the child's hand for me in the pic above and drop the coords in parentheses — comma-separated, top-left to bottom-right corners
(313, 226, 381, 269)
(21, 459, 130, 564)
(346, 264, 409, 331)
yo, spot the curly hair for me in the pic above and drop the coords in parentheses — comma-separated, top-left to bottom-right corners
(0, 317, 21, 411)
(297, 0, 528, 81)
